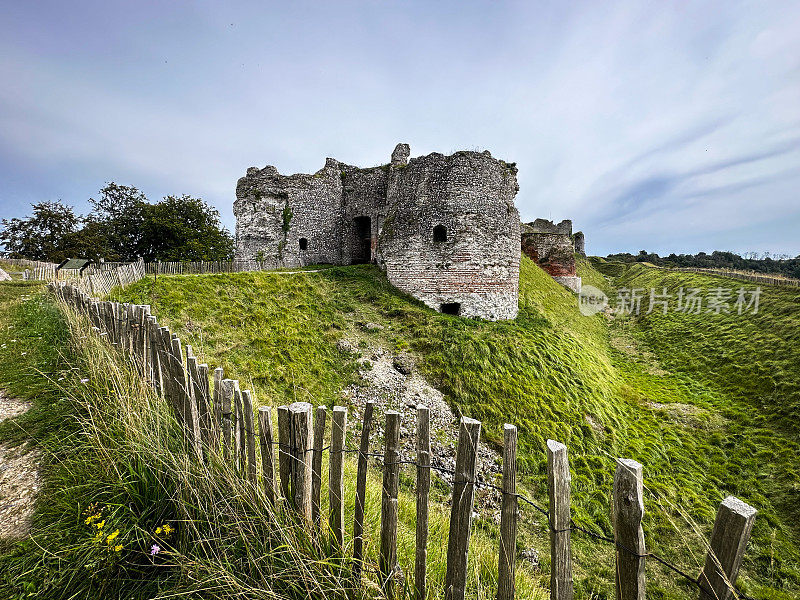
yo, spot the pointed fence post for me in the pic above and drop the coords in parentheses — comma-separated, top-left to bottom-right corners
(445, 417, 481, 600)
(380, 410, 401, 599)
(242, 390, 258, 485)
(277, 405, 290, 504)
(353, 401, 374, 579)
(613, 458, 645, 600)
(212, 367, 223, 451)
(258, 406, 276, 505)
(219, 379, 236, 461)
(415, 405, 431, 600)
(547, 439, 573, 600)
(234, 385, 245, 474)
(498, 424, 518, 600)
(196, 364, 212, 450)
(288, 402, 313, 522)
(312, 406, 327, 526)
(329, 406, 347, 549)
(258, 406, 275, 505)
(699, 496, 757, 600)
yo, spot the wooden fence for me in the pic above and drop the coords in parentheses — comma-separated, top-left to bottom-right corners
(49, 280, 759, 600)
(19, 261, 145, 295)
(144, 260, 296, 275)
(663, 266, 800, 288)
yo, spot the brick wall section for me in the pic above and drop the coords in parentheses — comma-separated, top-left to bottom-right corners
(234, 144, 520, 320)
(520, 219, 577, 277)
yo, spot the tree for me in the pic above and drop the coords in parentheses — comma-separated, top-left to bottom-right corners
(138, 195, 234, 261)
(88, 183, 147, 261)
(0, 201, 81, 262)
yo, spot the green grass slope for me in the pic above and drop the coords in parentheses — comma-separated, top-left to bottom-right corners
(613, 263, 800, 429)
(106, 256, 800, 599)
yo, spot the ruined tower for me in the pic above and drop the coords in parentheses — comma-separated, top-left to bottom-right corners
(234, 144, 521, 320)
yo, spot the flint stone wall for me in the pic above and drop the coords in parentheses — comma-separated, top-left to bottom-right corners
(234, 144, 520, 320)
(521, 218, 582, 291)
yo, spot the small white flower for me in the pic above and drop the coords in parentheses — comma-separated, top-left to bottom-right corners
(80, 378, 89, 384)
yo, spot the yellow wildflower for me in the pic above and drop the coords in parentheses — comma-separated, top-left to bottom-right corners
(113, 544, 123, 552)
(155, 526, 162, 535)
(162, 524, 174, 536)
(96, 520, 105, 530)
(106, 529, 120, 543)
(85, 515, 97, 525)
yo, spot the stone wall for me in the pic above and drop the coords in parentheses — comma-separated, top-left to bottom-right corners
(234, 160, 343, 267)
(521, 219, 581, 292)
(234, 144, 521, 320)
(378, 151, 520, 320)
(573, 231, 586, 256)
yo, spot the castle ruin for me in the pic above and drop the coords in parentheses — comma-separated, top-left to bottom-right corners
(521, 219, 582, 292)
(234, 144, 521, 320)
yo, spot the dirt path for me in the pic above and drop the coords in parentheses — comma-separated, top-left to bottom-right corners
(0, 392, 39, 540)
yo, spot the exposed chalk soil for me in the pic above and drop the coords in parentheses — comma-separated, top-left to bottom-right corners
(0, 392, 39, 540)
(339, 341, 504, 520)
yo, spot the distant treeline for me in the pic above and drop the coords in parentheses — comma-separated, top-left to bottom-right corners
(1, 183, 234, 263)
(606, 250, 800, 279)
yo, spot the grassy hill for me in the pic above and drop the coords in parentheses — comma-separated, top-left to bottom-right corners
(1, 257, 798, 598)
(104, 256, 800, 599)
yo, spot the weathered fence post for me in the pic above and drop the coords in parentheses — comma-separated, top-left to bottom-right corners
(329, 405, 347, 549)
(278, 405, 290, 503)
(445, 417, 481, 600)
(288, 402, 313, 521)
(242, 390, 258, 485)
(219, 379, 236, 461)
(547, 439, 573, 600)
(312, 405, 327, 526)
(613, 458, 645, 600)
(380, 410, 401, 598)
(498, 424, 518, 600)
(212, 367, 223, 451)
(698, 496, 757, 600)
(234, 385, 245, 474)
(196, 363, 212, 449)
(258, 406, 276, 505)
(353, 401, 374, 578)
(415, 405, 431, 600)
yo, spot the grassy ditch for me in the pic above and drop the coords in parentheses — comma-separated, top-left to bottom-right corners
(108, 257, 800, 599)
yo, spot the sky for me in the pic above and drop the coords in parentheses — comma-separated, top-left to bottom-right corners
(1, 0, 799, 257)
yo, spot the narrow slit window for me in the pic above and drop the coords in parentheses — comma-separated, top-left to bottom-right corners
(433, 224, 447, 243)
(299, 238, 308, 251)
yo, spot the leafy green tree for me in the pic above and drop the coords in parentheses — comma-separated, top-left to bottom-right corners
(88, 183, 147, 261)
(0, 201, 82, 262)
(138, 195, 234, 261)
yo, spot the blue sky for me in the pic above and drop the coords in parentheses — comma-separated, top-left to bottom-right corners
(1, 0, 798, 256)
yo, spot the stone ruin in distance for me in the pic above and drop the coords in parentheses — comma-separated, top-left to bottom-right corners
(234, 144, 584, 321)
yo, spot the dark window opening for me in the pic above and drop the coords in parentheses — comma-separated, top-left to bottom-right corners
(441, 302, 461, 315)
(433, 224, 447, 243)
(299, 237, 308, 251)
(352, 216, 372, 264)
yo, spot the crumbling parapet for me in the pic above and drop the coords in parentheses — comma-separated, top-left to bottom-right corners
(521, 219, 582, 293)
(573, 231, 586, 257)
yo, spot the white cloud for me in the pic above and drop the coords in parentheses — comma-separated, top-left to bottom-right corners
(0, 0, 798, 255)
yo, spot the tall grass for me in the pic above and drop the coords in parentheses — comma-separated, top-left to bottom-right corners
(108, 257, 800, 599)
(0, 287, 545, 599)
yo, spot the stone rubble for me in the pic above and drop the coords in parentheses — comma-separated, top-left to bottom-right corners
(0, 393, 38, 540)
(339, 343, 503, 517)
